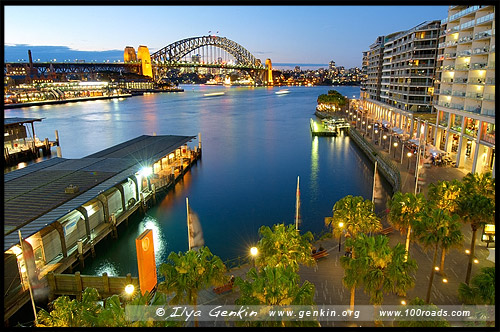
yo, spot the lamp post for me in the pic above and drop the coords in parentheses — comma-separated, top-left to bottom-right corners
(250, 246, 258, 269)
(383, 134, 387, 149)
(388, 132, 393, 154)
(393, 142, 398, 158)
(401, 142, 405, 164)
(407, 152, 413, 170)
(338, 222, 344, 252)
(374, 129, 379, 145)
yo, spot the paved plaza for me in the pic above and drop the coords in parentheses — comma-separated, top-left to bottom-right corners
(196, 119, 495, 327)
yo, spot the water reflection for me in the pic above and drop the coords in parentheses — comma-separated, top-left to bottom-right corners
(310, 136, 319, 197)
(94, 259, 121, 277)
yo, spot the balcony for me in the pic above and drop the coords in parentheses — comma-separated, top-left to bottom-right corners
(460, 19, 475, 30)
(485, 77, 495, 85)
(458, 35, 474, 44)
(454, 77, 468, 84)
(470, 62, 488, 70)
(457, 49, 472, 57)
(466, 92, 483, 99)
(444, 53, 457, 59)
(471, 46, 490, 55)
(469, 77, 486, 85)
(476, 13, 494, 25)
(464, 105, 482, 114)
(474, 30, 492, 40)
(443, 64, 456, 70)
(441, 78, 454, 83)
(452, 91, 466, 97)
(439, 89, 452, 95)
(455, 64, 470, 71)
(483, 93, 495, 101)
(451, 103, 464, 110)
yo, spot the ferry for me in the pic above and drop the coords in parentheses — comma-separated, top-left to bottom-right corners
(275, 89, 290, 95)
(203, 92, 225, 97)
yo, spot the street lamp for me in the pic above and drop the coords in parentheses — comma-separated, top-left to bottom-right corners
(125, 284, 135, 296)
(393, 142, 398, 158)
(407, 152, 413, 170)
(338, 222, 344, 252)
(383, 135, 387, 149)
(250, 246, 258, 269)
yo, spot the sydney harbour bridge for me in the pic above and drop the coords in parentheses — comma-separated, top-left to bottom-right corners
(4, 36, 274, 85)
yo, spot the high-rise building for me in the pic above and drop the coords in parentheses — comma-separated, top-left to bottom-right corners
(433, 5, 495, 174)
(329, 60, 336, 71)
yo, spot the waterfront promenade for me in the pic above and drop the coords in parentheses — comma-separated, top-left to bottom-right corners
(195, 116, 494, 327)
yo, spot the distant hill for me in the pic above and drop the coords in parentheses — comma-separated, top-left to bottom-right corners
(5, 44, 124, 62)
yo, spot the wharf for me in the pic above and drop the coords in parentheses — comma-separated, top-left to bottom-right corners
(310, 118, 349, 137)
(4, 94, 133, 109)
(3, 134, 201, 322)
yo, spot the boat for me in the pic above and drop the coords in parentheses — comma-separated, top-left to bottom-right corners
(275, 90, 290, 95)
(203, 92, 225, 97)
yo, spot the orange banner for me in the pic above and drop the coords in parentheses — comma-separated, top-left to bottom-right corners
(135, 229, 157, 295)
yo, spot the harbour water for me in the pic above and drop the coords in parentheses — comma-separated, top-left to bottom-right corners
(5, 85, 392, 277)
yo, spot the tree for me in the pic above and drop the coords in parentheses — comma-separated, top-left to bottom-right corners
(427, 180, 462, 271)
(458, 267, 495, 305)
(397, 297, 451, 327)
(234, 266, 318, 327)
(342, 234, 417, 325)
(157, 246, 227, 327)
(256, 223, 316, 272)
(387, 192, 427, 261)
(327, 195, 382, 311)
(458, 172, 495, 285)
(413, 208, 461, 303)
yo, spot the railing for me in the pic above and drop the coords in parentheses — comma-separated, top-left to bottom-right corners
(447, 5, 480, 24)
(466, 92, 483, 99)
(444, 53, 457, 59)
(464, 105, 482, 114)
(469, 77, 485, 84)
(441, 78, 454, 83)
(470, 62, 488, 70)
(443, 65, 455, 70)
(460, 19, 475, 30)
(482, 93, 495, 101)
(455, 64, 470, 70)
(474, 30, 492, 40)
(451, 103, 465, 110)
(452, 91, 466, 97)
(472, 46, 490, 55)
(458, 35, 474, 44)
(457, 49, 472, 57)
(47, 271, 138, 301)
(481, 132, 495, 144)
(485, 77, 495, 85)
(476, 13, 494, 25)
(439, 89, 452, 95)
(347, 127, 401, 193)
(482, 108, 495, 116)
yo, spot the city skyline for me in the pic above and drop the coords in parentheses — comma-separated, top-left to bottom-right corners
(4, 5, 449, 69)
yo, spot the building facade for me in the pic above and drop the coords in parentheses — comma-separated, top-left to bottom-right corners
(433, 5, 495, 175)
(361, 9, 494, 176)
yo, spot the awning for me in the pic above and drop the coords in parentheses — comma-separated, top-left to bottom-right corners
(392, 127, 404, 135)
(381, 120, 391, 126)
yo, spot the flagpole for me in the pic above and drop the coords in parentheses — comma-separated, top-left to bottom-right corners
(372, 161, 378, 206)
(18, 230, 38, 326)
(186, 197, 191, 251)
(295, 176, 300, 231)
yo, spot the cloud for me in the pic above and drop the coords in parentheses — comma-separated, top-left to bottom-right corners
(4, 44, 124, 62)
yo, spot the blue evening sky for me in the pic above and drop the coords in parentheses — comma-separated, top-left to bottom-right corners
(4, 5, 450, 68)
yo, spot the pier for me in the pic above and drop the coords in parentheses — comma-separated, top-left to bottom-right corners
(3, 134, 201, 322)
(310, 118, 349, 136)
(4, 118, 60, 167)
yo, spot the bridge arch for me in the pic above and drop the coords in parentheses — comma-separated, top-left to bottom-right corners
(150, 36, 264, 68)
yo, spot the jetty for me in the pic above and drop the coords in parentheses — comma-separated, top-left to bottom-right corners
(3, 134, 201, 322)
(310, 118, 350, 136)
(4, 118, 60, 167)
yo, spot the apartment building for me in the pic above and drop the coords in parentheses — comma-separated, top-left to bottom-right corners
(361, 7, 495, 176)
(434, 5, 495, 175)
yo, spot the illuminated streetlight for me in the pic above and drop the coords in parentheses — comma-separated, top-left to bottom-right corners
(125, 284, 135, 295)
(338, 222, 344, 252)
(465, 249, 470, 254)
(473, 258, 479, 264)
(407, 152, 413, 169)
(434, 266, 440, 271)
(442, 278, 448, 283)
(393, 142, 398, 158)
(401, 300, 407, 305)
(250, 246, 258, 269)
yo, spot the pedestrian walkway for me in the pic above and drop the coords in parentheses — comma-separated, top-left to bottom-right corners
(195, 118, 494, 327)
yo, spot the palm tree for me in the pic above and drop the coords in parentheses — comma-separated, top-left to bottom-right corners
(427, 180, 462, 271)
(397, 297, 451, 327)
(458, 172, 495, 285)
(327, 195, 382, 312)
(458, 266, 495, 305)
(157, 246, 227, 327)
(387, 192, 427, 261)
(342, 234, 417, 325)
(256, 223, 316, 272)
(234, 266, 318, 327)
(413, 208, 461, 303)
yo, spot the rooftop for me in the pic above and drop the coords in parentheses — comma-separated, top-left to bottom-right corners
(4, 134, 195, 251)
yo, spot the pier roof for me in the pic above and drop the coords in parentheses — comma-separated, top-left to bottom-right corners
(4, 117, 44, 127)
(4, 134, 195, 251)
